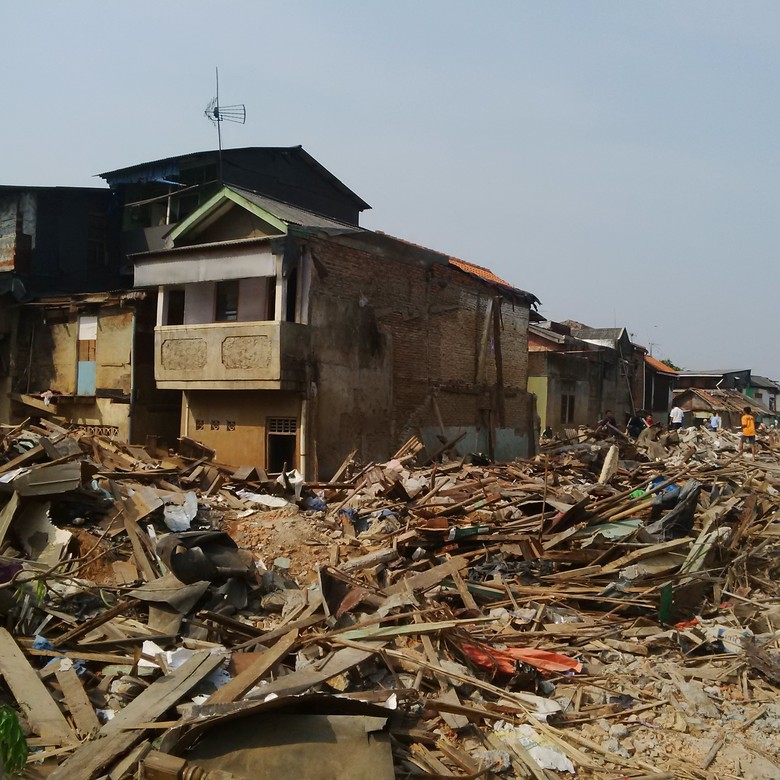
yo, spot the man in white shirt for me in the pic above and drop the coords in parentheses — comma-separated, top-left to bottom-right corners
(709, 413, 721, 431)
(669, 405, 685, 430)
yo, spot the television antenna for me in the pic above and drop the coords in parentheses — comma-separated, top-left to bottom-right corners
(204, 67, 246, 183)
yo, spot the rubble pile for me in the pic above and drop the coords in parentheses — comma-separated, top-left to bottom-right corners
(0, 419, 778, 779)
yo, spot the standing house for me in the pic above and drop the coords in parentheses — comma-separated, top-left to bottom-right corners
(675, 369, 752, 392)
(125, 173, 538, 477)
(672, 388, 774, 429)
(0, 186, 179, 442)
(527, 321, 612, 432)
(529, 320, 647, 434)
(563, 325, 646, 416)
(744, 375, 780, 417)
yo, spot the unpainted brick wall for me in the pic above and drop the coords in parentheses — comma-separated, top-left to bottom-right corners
(305, 238, 533, 476)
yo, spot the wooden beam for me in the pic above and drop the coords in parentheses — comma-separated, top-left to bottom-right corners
(0, 629, 77, 746)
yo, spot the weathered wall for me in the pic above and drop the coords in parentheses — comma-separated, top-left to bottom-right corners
(305, 238, 534, 478)
(13, 297, 180, 445)
(182, 389, 301, 467)
(529, 348, 636, 434)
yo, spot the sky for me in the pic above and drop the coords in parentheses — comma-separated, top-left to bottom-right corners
(3, 2, 779, 375)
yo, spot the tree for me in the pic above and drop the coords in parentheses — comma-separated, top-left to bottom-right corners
(661, 358, 682, 371)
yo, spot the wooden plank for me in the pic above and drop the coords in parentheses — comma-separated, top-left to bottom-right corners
(0, 491, 20, 546)
(206, 629, 299, 704)
(49, 650, 224, 780)
(0, 443, 45, 475)
(386, 556, 469, 595)
(123, 515, 158, 582)
(450, 567, 479, 611)
(56, 598, 136, 645)
(598, 537, 692, 574)
(0, 628, 76, 745)
(55, 665, 101, 738)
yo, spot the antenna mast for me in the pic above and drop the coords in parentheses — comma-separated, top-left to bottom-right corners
(204, 67, 246, 185)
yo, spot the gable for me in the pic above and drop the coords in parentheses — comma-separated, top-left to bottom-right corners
(169, 189, 288, 247)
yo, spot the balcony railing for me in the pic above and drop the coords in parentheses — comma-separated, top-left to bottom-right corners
(154, 321, 308, 390)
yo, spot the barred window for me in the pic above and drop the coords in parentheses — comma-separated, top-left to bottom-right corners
(268, 417, 297, 434)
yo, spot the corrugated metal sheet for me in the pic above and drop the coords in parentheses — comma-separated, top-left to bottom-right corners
(229, 187, 355, 229)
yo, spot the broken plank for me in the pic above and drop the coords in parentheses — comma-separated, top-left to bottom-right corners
(49, 650, 224, 780)
(123, 515, 159, 582)
(0, 628, 77, 746)
(206, 629, 299, 704)
(385, 556, 470, 595)
(56, 598, 137, 645)
(0, 491, 19, 546)
(54, 664, 101, 739)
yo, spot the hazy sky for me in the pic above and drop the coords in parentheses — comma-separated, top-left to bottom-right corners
(3, 2, 779, 375)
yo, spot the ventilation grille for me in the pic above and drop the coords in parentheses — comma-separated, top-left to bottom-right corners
(268, 417, 297, 435)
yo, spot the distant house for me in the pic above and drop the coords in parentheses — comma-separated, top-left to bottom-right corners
(675, 369, 751, 392)
(673, 387, 773, 429)
(744, 375, 780, 414)
(528, 320, 651, 433)
(528, 321, 608, 432)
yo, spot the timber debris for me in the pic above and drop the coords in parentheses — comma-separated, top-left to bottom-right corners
(0, 419, 778, 778)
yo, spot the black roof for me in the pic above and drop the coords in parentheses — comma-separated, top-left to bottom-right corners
(98, 146, 370, 211)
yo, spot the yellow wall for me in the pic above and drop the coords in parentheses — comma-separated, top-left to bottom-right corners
(527, 376, 548, 428)
(182, 390, 301, 469)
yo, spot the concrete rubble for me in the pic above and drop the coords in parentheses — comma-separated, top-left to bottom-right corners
(0, 417, 777, 778)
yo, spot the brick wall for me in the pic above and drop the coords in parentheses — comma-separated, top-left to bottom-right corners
(305, 237, 534, 477)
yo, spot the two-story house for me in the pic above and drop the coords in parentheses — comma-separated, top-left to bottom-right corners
(115, 150, 539, 477)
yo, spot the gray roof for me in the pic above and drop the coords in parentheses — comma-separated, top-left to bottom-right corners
(568, 326, 625, 341)
(229, 186, 358, 230)
(749, 375, 780, 390)
(678, 369, 749, 376)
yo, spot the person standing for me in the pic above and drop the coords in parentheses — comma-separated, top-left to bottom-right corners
(709, 412, 721, 432)
(739, 406, 757, 457)
(669, 404, 685, 430)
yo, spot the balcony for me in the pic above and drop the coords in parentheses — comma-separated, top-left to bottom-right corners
(154, 321, 309, 390)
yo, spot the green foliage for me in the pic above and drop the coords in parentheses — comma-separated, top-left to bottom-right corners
(0, 706, 28, 776)
(12, 579, 46, 607)
(661, 358, 682, 371)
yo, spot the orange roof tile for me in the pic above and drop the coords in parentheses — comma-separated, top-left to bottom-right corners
(448, 257, 514, 288)
(645, 354, 678, 374)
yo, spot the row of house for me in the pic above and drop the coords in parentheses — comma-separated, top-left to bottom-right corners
(2, 147, 776, 478)
(0, 148, 538, 479)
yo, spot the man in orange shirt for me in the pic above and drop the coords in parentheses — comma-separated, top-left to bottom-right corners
(739, 406, 757, 457)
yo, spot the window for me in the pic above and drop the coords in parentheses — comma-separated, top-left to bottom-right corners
(560, 380, 576, 424)
(215, 280, 239, 322)
(77, 315, 97, 395)
(166, 289, 185, 326)
(267, 417, 297, 474)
